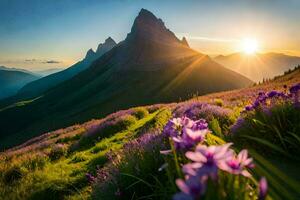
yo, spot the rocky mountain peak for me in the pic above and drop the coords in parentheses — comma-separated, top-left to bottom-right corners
(85, 48, 96, 60)
(125, 8, 180, 44)
(181, 37, 189, 47)
(96, 37, 116, 55)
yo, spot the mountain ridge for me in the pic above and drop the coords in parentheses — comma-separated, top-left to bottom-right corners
(214, 52, 300, 82)
(7, 37, 117, 101)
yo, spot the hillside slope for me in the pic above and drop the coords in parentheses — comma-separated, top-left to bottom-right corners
(1, 67, 299, 200)
(0, 9, 252, 149)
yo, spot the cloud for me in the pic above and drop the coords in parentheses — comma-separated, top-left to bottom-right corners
(43, 60, 61, 64)
(23, 59, 62, 64)
(25, 59, 37, 62)
(187, 36, 239, 43)
(176, 33, 240, 43)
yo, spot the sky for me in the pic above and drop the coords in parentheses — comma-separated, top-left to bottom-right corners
(0, 0, 300, 70)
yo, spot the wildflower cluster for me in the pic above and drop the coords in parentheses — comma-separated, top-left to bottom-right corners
(163, 117, 209, 150)
(231, 83, 300, 155)
(162, 116, 267, 200)
(244, 83, 300, 112)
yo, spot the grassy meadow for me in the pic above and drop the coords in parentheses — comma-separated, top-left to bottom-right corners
(0, 68, 300, 200)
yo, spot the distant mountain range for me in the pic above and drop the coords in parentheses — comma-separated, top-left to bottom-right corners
(0, 66, 63, 100)
(0, 69, 40, 99)
(214, 52, 300, 82)
(16, 37, 116, 99)
(33, 68, 63, 76)
(0, 66, 63, 77)
(0, 9, 252, 148)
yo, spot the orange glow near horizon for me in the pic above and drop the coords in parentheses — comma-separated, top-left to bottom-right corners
(241, 38, 259, 55)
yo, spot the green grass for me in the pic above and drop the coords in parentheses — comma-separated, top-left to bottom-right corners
(0, 109, 166, 200)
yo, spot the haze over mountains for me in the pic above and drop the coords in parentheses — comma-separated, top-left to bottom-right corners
(0, 66, 64, 100)
(0, 67, 40, 99)
(0, 9, 253, 149)
(33, 68, 63, 76)
(214, 52, 300, 82)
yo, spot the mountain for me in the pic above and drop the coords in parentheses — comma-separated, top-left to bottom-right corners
(0, 69, 40, 99)
(214, 52, 300, 82)
(0, 65, 38, 76)
(14, 37, 116, 99)
(33, 68, 63, 76)
(0, 9, 252, 149)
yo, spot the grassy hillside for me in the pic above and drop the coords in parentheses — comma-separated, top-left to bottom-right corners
(0, 55, 252, 149)
(0, 68, 299, 200)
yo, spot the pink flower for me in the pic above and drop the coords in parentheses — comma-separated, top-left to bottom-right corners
(219, 149, 254, 177)
(258, 177, 268, 200)
(183, 127, 208, 143)
(185, 143, 233, 167)
(184, 143, 234, 179)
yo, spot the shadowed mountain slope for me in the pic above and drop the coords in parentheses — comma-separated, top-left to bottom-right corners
(0, 9, 252, 149)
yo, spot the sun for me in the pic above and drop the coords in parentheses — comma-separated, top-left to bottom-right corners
(242, 38, 258, 54)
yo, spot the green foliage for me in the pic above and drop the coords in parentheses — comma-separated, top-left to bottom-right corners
(99, 115, 137, 139)
(232, 103, 300, 156)
(138, 108, 172, 135)
(48, 144, 68, 161)
(70, 153, 88, 164)
(132, 107, 149, 119)
(21, 153, 48, 171)
(209, 118, 223, 138)
(56, 134, 81, 144)
(92, 136, 171, 200)
(2, 165, 24, 184)
(0, 108, 164, 200)
(75, 114, 137, 150)
(214, 98, 224, 107)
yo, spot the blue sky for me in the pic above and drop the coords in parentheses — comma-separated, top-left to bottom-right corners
(1, 0, 300, 70)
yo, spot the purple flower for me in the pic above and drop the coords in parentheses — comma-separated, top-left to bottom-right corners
(163, 120, 180, 137)
(174, 175, 207, 200)
(245, 105, 253, 111)
(185, 143, 233, 166)
(172, 127, 208, 150)
(172, 136, 194, 150)
(289, 83, 300, 94)
(289, 83, 300, 106)
(219, 149, 254, 177)
(230, 117, 245, 133)
(166, 117, 209, 150)
(173, 102, 232, 122)
(183, 127, 207, 143)
(184, 143, 233, 179)
(192, 119, 208, 130)
(267, 91, 278, 98)
(181, 116, 194, 128)
(86, 173, 96, 183)
(258, 177, 268, 200)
